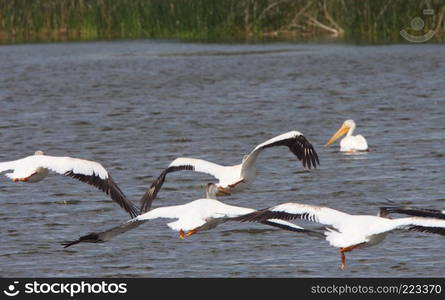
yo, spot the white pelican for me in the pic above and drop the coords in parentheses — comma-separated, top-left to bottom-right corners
(0, 151, 139, 217)
(233, 202, 445, 269)
(61, 183, 320, 247)
(140, 131, 319, 212)
(325, 120, 368, 152)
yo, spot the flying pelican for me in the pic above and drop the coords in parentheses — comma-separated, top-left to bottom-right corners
(325, 120, 368, 152)
(140, 131, 319, 212)
(61, 183, 320, 248)
(233, 202, 445, 269)
(0, 151, 139, 217)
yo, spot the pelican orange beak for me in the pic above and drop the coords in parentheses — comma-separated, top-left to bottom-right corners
(216, 186, 231, 196)
(325, 124, 350, 147)
(186, 228, 198, 237)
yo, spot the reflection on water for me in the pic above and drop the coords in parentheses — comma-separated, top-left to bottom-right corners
(0, 40, 444, 277)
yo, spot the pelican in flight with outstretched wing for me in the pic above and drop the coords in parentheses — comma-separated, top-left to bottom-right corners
(0, 151, 139, 217)
(61, 183, 320, 248)
(140, 131, 319, 212)
(233, 202, 445, 269)
(325, 120, 368, 152)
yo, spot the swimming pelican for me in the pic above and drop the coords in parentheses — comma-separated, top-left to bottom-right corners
(233, 202, 445, 269)
(61, 183, 320, 247)
(0, 151, 139, 217)
(140, 131, 319, 212)
(325, 120, 368, 152)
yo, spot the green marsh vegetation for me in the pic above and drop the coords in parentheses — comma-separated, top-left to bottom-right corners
(0, 0, 444, 44)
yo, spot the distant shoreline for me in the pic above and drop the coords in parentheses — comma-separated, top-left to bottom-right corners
(0, 0, 444, 45)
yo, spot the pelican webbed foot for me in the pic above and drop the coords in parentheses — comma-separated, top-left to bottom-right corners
(338, 243, 363, 270)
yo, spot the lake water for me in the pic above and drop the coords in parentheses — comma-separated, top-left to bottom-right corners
(0, 40, 444, 277)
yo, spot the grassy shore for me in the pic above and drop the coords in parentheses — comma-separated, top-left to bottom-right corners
(0, 0, 444, 44)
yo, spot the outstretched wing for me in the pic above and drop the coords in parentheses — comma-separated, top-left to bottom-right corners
(232, 202, 348, 231)
(62, 219, 145, 248)
(379, 206, 445, 220)
(61, 203, 190, 248)
(0, 159, 20, 174)
(36, 155, 139, 218)
(140, 158, 226, 212)
(241, 131, 319, 177)
(385, 217, 445, 236)
(260, 219, 325, 238)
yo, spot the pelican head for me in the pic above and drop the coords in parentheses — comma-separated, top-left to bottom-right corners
(205, 183, 231, 198)
(212, 183, 232, 199)
(34, 150, 45, 155)
(205, 183, 219, 199)
(325, 119, 356, 147)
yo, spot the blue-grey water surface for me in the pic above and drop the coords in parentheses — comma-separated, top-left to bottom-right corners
(0, 40, 444, 277)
